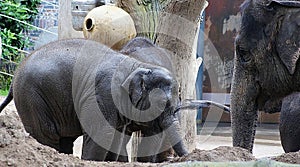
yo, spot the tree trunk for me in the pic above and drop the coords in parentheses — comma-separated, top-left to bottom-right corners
(117, 0, 207, 153)
(155, 0, 206, 152)
(116, 0, 165, 41)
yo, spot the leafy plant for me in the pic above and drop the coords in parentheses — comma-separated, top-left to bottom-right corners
(0, 89, 9, 96)
(0, 0, 41, 91)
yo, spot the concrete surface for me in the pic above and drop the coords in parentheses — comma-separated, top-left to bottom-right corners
(196, 123, 284, 158)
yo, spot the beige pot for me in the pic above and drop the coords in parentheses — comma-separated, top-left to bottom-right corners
(83, 5, 136, 50)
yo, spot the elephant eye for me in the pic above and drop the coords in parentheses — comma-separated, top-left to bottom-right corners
(265, 5, 275, 12)
(146, 69, 152, 75)
(236, 45, 251, 62)
(263, 0, 278, 12)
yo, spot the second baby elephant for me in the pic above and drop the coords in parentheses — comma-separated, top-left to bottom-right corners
(0, 38, 188, 162)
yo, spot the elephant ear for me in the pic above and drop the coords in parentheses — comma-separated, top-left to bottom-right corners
(121, 67, 151, 94)
(121, 67, 151, 109)
(276, 8, 300, 75)
(120, 37, 154, 55)
(266, 0, 300, 7)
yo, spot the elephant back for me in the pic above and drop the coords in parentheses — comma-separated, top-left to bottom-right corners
(13, 39, 125, 139)
(120, 37, 174, 73)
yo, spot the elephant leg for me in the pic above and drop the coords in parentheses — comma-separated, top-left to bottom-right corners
(15, 93, 61, 152)
(154, 143, 174, 162)
(149, 133, 174, 162)
(81, 133, 108, 161)
(280, 93, 300, 152)
(137, 131, 170, 162)
(116, 131, 131, 162)
(105, 129, 131, 162)
(59, 137, 77, 154)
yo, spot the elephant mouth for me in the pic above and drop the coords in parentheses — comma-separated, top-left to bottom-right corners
(257, 93, 268, 110)
(256, 93, 283, 114)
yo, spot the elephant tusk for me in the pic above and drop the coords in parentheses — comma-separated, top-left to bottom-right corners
(174, 99, 230, 114)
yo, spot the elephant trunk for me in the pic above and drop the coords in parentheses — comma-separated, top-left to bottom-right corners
(231, 64, 260, 152)
(231, 104, 258, 152)
(161, 116, 188, 156)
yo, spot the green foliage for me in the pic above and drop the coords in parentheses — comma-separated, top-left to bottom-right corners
(0, 0, 41, 90)
(0, 88, 9, 96)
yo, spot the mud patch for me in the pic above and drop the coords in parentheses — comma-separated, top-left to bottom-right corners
(272, 151, 300, 164)
(173, 146, 256, 162)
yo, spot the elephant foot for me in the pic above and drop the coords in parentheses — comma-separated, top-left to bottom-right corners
(105, 151, 128, 162)
(59, 137, 77, 154)
(137, 149, 174, 163)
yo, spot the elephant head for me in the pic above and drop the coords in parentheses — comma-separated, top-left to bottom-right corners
(117, 64, 188, 157)
(122, 67, 178, 113)
(231, 0, 300, 152)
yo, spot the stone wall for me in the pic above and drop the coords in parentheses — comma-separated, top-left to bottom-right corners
(28, 0, 59, 50)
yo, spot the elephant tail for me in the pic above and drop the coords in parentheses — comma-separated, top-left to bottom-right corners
(0, 84, 13, 113)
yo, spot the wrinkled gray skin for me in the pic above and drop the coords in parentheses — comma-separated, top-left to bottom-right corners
(0, 38, 187, 162)
(231, 0, 300, 153)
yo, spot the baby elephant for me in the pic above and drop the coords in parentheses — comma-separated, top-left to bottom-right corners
(0, 38, 187, 162)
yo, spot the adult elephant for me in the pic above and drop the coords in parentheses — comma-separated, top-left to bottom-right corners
(0, 38, 188, 162)
(231, 0, 300, 153)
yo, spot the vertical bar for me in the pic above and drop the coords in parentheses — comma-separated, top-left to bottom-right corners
(196, 12, 205, 126)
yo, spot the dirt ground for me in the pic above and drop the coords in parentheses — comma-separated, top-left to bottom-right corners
(1, 96, 300, 166)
